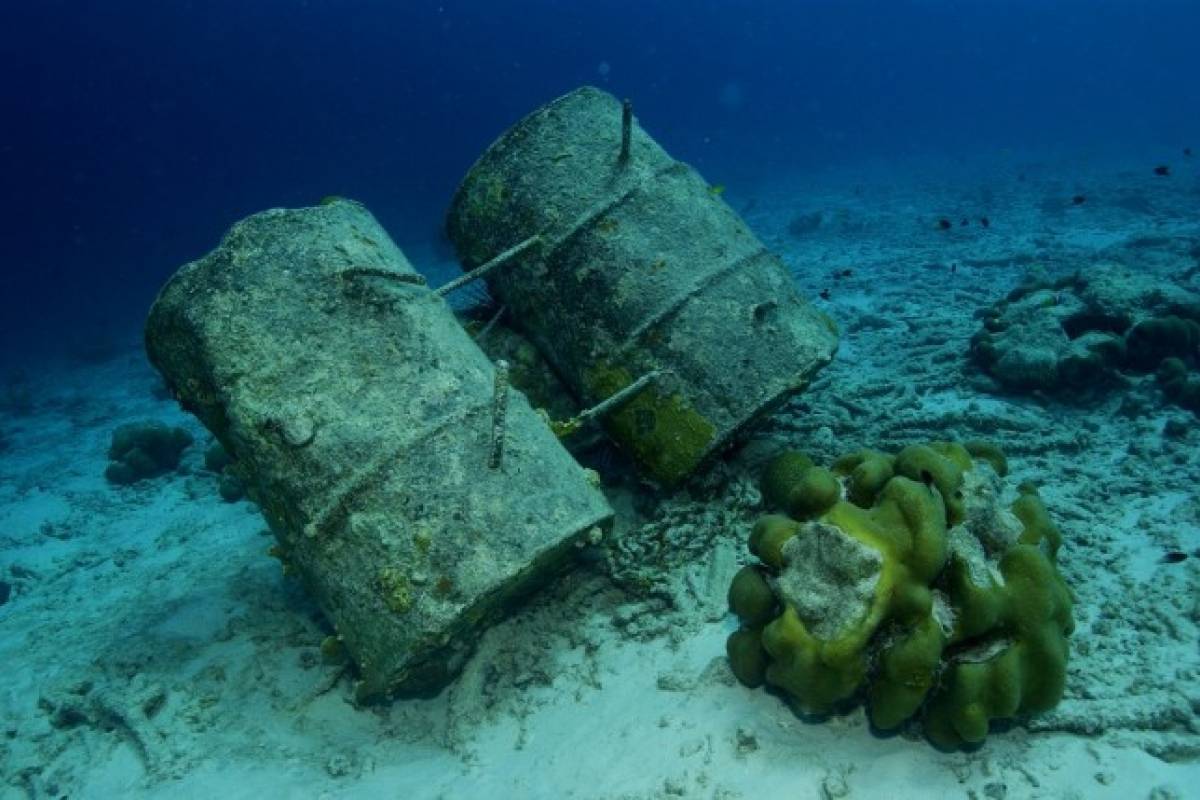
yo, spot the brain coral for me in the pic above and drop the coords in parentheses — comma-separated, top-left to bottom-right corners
(728, 441, 1073, 749)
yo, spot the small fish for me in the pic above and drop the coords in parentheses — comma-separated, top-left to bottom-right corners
(1153, 165, 1170, 176)
(708, 184, 726, 196)
(838, 268, 853, 278)
(980, 216, 990, 228)
(960, 218, 970, 227)
(1160, 550, 1188, 564)
(937, 218, 952, 230)
(950, 263, 958, 274)
(1071, 194, 1087, 205)
(819, 288, 831, 301)
(1184, 147, 1193, 157)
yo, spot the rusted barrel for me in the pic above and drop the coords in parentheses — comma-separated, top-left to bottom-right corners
(446, 86, 838, 486)
(145, 199, 612, 699)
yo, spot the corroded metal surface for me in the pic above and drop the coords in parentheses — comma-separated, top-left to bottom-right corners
(146, 200, 612, 698)
(446, 86, 838, 485)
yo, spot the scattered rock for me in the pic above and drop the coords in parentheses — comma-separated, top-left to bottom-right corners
(734, 726, 758, 755)
(325, 754, 354, 778)
(971, 266, 1200, 406)
(1163, 418, 1189, 440)
(982, 781, 1007, 800)
(821, 772, 850, 799)
(217, 472, 245, 503)
(202, 441, 231, 473)
(105, 421, 193, 485)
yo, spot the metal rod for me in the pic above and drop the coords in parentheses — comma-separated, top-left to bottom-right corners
(618, 99, 633, 166)
(338, 267, 427, 285)
(585, 369, 659, 422)
(475, 305, 507, 343)
(488, 359, 510, 470)
(436, 235, 541, 297)
(552, 370, 661, 438)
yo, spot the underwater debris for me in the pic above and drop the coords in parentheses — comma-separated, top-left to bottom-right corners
(550, 369, 660, 439)
(618, 97, 633, 165)
(145, 200, 613, 699)
(445, 86, 836, 486)
(488, 359, 510, 470)
(1153, 165, 1170, 176)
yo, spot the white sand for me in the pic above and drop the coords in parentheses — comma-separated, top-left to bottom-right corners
(1, 150, 1198, 799)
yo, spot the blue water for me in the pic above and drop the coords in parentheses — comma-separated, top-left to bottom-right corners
(1, 0, 1197, 360)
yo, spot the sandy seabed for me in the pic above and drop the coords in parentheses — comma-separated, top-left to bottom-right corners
(2, 151, 1198, 799)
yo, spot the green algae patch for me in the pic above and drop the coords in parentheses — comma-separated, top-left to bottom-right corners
(586, 363, 716, 486)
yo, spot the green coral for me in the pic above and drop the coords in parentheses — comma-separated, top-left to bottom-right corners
(727, 565, 777, 689)
(728, 565, 777, 627)
(728, 441, 1073, 748)
(927, 540, 1073, 747)
(726, 628, 769, 688)
(892, 441, 973, 525)
(760, 451, 815, 509)
(750, 474, 947, 716)
(831, 449, 894, 507)
(747, 515, 801, 570)
(1012, 482, 1062, 558)
(963, 440, 1009, 477)
(759, 451, 842, 519)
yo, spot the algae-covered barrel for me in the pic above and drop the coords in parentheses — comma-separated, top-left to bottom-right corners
(446, 86, 838, 486)
(145, 200, 612, 699)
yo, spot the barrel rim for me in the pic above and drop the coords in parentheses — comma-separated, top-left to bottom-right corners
(444, 85, 617, 247)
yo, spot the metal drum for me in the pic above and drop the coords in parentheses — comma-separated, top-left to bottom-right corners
(446, 86, 838, 486)
(145, 199, 612, 699)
